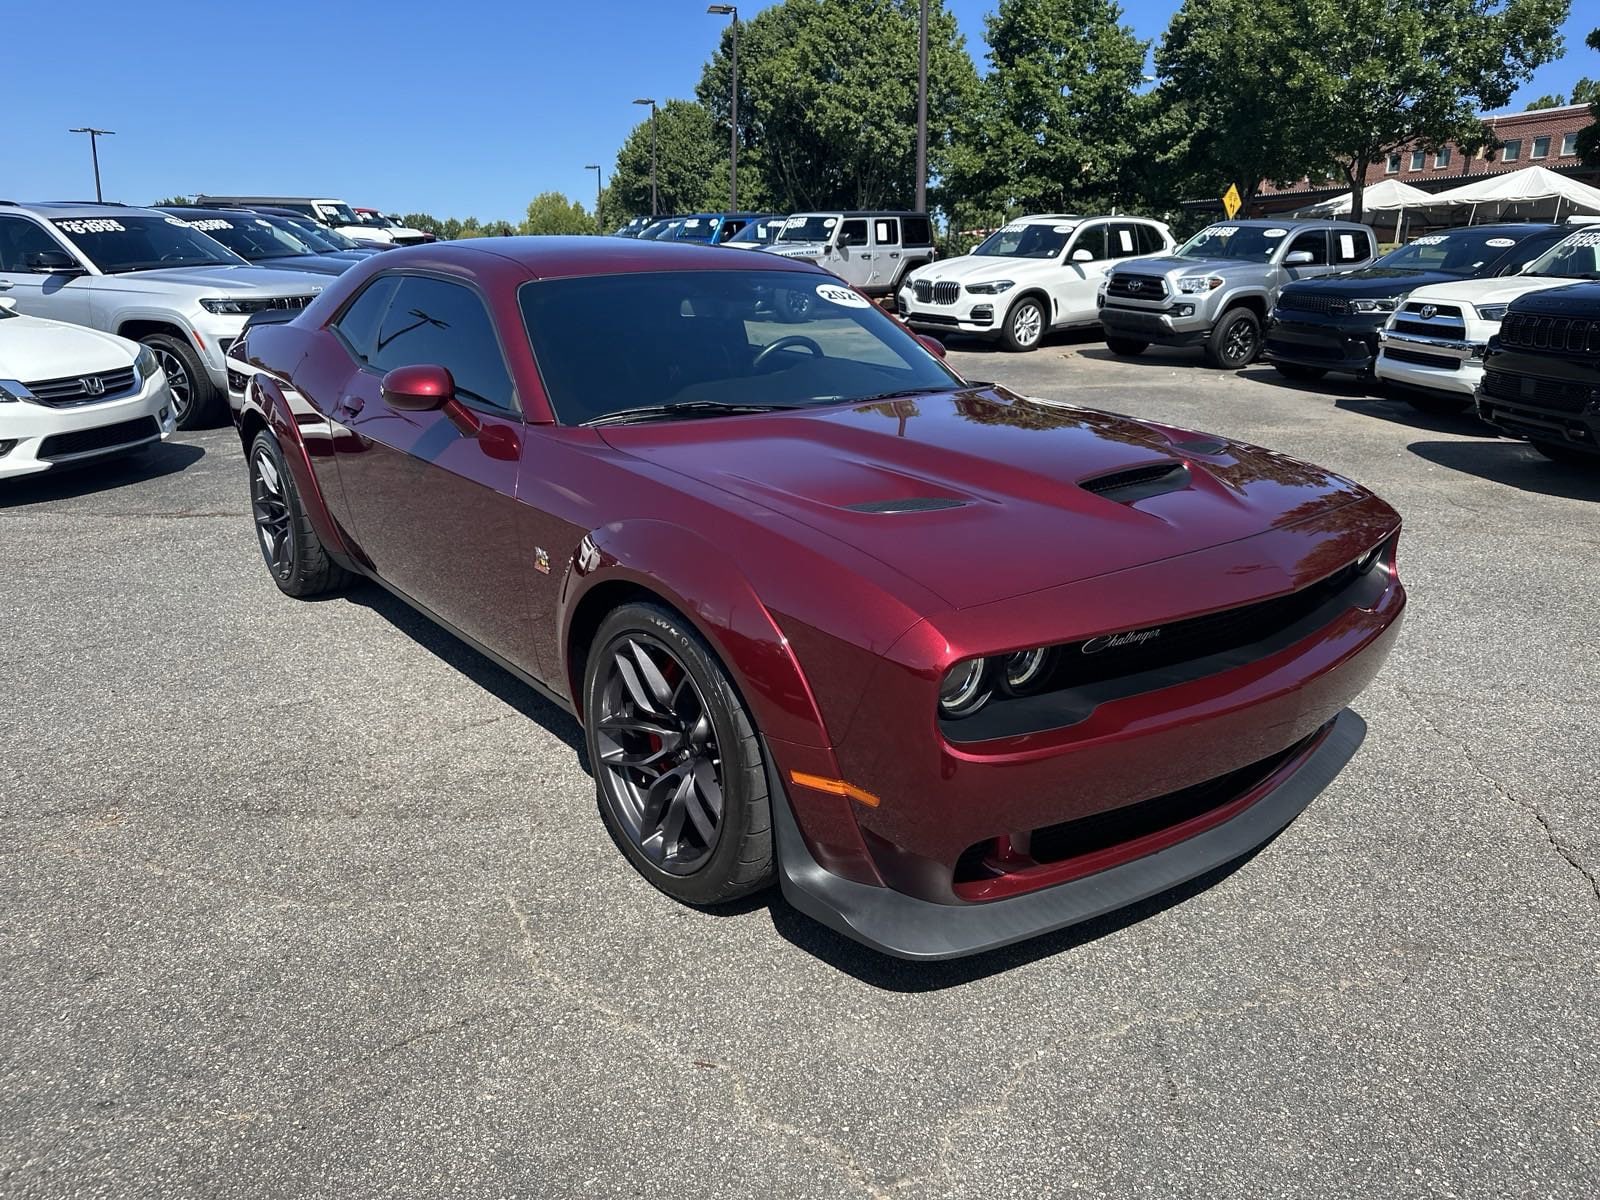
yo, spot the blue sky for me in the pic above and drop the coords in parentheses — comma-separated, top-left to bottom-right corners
(5, 1, 1593, 223)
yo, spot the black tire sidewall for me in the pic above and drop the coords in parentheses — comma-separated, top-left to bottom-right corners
(1208, 309, 1260, 369)
(248, 432, 303, 588)
(582, 603, 772, 906)
(144, 333, 222, 429)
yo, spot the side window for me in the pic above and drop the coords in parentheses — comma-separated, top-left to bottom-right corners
(1135, 223, 1167, 255)
(369, 276, 516, 411)
(1107, 223, 1144, 259)
(873, 218, 899, 246)
(331, 275, 401, 363)
(1068, 224, 1107, 261)
(0, 216, 68, 272)
(900, 216, 933, 247)
(1332, 229, 1371, 264)
(1286, 230, 1329, 265)
(837, 219, 868, 247)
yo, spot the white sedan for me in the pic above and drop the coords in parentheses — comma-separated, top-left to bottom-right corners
(0, 300, 176, 480)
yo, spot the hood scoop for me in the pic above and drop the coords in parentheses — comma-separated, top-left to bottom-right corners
(1079, 461, 1191, 505)
(843, 496, 970, 514)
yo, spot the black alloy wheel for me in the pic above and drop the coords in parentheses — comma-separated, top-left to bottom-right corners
(1205, 308, 1260, 369)
(246, 431, 352, 598)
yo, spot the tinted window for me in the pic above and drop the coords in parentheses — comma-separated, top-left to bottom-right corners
(332, 275, 402, 362)
(1107, 223, 1147, 259)
(1177, 224, 1279, 262)
(1135, 223, 1165, 255)
(1376, 227, 1542, 274)
(519, 269, 957, 425)
(170, 212, 311, 260)
(49, 214, 245, 273)
(973, 223, 1071, 259)
(901, 216, 933, 247)
(1332, 229, 1370, 264)
(0, 216, 68, 272)
(1286, 230, 1329, 265)
(873, 219, 899, 245)
(1069, 224, 1107, 261)
(369, 276, 515, 410)
(837, 219, 868, 247)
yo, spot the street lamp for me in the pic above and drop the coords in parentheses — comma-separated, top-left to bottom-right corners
(633, 98, 658, 216)
(585, 164, 602, 233)
(915, 0, 927, 213)
(68, 127, 115, 203)
(707, 5, 739, 211)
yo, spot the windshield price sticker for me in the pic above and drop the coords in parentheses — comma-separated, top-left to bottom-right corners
(1118, 229, 1135, 251)
(54, 218, 125, 234)
(684, 219, 703, 228)
(1263, 228, 1287, 238)
(1001, 223, 1028, 234)
(1565, 230, 1600, 247)
(186, 219, 234, 231)
(1054, 224, 1076, 234)
(1412, 235, 1447, 245)
(1484, 237, 1515, 247)
(1204, 225, 1239, 238)
(1338, 233, 1357, 258)
(255, 219, 273, 228)
(816, 283, 870, 308)
(784, 217, 807, 229)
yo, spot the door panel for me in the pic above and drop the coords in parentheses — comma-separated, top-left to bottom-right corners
(1056, 223, 1109, 325)
(0, 216, 91, 323)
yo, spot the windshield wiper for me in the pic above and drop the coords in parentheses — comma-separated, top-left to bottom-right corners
(845, 386, 955, 404)
(584, 400, 804, 427)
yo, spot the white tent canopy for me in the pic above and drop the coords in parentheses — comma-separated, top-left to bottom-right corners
(1428, 166, 1600, 221)
(1293, 178, 1432, 217)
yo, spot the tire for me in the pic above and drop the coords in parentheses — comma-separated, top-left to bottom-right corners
(1403, 392, 1469, 416)
(247, 431, 353, 598)
(774, 288, 814, 324)
(143, 332, 224, 430)
(1203, 308, 1261, 369)
(1272, 361, 1327, 381)
(1003, 295, 1047, 352)
(1104, 336, 1148, 356)
(583, 602, 774, 907)
(1531, 440, 1594, 466)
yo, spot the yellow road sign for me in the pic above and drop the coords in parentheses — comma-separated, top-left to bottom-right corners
(1222, 183, 1242, 219)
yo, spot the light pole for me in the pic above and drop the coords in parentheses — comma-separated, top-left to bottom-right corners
(68, 127, 115, 202)
(707, 5, 739, 211)
(633, 98, 658, 216)
(915, 0, 928, 212)
(585, 164, 602, 232)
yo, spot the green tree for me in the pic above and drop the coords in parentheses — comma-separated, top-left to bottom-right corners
(1289, 0, 1570, 222)
(695, 0, 978, 212)
(152, 195, 192, 206)
(521, 191, 595, 235)
(609, 99, 724, 219)
(1526, 92, 1566, 108)
(1573, 75, 1600, 106)
(949, 0, 1150, 216)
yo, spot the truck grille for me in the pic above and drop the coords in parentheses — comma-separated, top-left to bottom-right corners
(38, 417, 160, 460)
(1498, 312, 1600, 354)
(1277, 292, 1349, 315)
(1106, 274, 1167, 301)
(1391, 302, 1465, 339)
(1382, 347, 1460, 371)
(1481, 369, 1598, 414)
(913, 280, 960, 305)
(22, 367, 139, 407)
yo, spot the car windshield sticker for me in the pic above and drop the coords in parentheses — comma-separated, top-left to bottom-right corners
(1565, 230, 1600, 248)
(1053, 224, 1076, 233)
(1412, 235, 1447, 245)
(823, 217, 837, 227)
(1263, 228, 1288, 238)
(784, 217, 807, 229)
(1204, 226, 1239, 237)
(1338, 233, 1357, 258)
(1484, 237, 1516, 248)
(53, 218, 126, 234)
(1118, 229, 1134, 251)
(186, 219, 234, 231)
(255, 219, 273, 228)
(815, 283, 870, 308)
(684, 219, 702, 228)
(1001, 223, 1028, 234)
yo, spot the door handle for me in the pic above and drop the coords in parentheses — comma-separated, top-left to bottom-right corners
(861, 253, 873, 259)
(888, 252, 900, 258)
(0, 281, 12, 290)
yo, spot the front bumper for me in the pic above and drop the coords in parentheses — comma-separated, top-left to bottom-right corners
(897, 288, 999, 336)
(0, 369, 175, 479)
(1098, 302, 1210, 347)
(1265, 313, 1385, 374)
(1373, 330, 1485, 399)
(1477, 359, 1600, 455)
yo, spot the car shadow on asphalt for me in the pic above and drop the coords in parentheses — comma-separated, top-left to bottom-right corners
(766, 840, 1276, 991)
(0, 441, 205, 508)
(1408, 439, 1600, 501)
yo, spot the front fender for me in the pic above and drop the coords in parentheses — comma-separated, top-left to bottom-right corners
(249, 375, 351, 561)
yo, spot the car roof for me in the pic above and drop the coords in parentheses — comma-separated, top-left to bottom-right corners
(385, 235, 829, 281)
(1216, 218, 1371, 230)
(6, 200, 160, 219)
(789, 210, 929, 219)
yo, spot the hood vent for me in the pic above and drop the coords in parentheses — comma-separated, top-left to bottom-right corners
(844, 496, 969, 514)
(1170, 436, 1228, 456)
(1079, 461, 1191, 504)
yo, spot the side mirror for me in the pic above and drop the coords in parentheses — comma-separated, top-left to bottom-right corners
(1070, 248, 1094, 263)
(917, 333, 947, 358)
(1283, 250, 1314, 266)
(25, 249, 86, 276)
(381, 363, 455, 412)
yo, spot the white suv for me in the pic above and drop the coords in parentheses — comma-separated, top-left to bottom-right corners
(898, 215, 1175, 351)
(1375, 226, 1600, 412)
(0, 202, 326, 427)
(0, 299, 175, 479)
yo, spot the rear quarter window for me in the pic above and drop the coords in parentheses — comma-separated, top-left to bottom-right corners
(901, 216, 933, 247)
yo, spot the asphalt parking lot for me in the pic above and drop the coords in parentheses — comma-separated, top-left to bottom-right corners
(4, 337, 1598, 1199)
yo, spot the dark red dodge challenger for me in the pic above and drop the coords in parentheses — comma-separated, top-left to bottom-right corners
(234, 237, 1405, 960)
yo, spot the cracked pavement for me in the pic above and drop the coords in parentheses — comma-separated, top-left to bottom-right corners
(3, 339, 1597, 1198)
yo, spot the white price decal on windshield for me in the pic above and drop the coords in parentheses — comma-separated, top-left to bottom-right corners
(1564, 230, 1600, 247)
(1001, 223, 1027, 234)
(186, 219, 234, 231)
(1484, 237, 1515, 247)
(815, 283, 870, 308)
(1263, 228, 1287, 238)
(1203, 226, 1239, 237)
(1053, 224, 1076, 233)
(54, 218, 125, 234)
(1412, 235, 1447, 245)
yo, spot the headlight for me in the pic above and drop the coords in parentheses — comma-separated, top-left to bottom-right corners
(1177, 275, 1224, 294)
(199, 296, 306, 315)
(134, 344, 159, 379)
(966, 280, 1015, 295)
(1000, 648, 1054, 694)
(1349, 298, 1398, 314)
(939, 659, 991, 717)
(1475, 303, 1509, 320)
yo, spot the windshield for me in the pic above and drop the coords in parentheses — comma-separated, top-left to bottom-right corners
(1176, 224, 1280, 263)
(275, 216, 351, 251)
(520, 269, 958, 425)
(51, 214, 247, 273)
(972, 223, 1074, 259)
(357, 212, 394, 228)
(1374, 229, 1533, 274)
(674, 217, 717, 243)
(727, 219, 780, 244)
(170, 213, 315, 261)
(777, 215, 839, 243)
(1521, 229, 1600, 279)
(316, 202, 360, 226)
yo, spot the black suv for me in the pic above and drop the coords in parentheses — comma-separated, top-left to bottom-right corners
(1264, 224, 1570, 380)
(1478, 280, 1600, 464)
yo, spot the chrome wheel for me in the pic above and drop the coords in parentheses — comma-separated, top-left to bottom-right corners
(1012, 301, 1043, 347)
(250, 445, 294, 579)
(152, 346, 192, 422)
(595, 635, 724, 875)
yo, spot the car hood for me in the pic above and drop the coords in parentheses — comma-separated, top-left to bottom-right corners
(763, 242, 826, 258)
(905, 255, 1060, 285)
(598, 386, 1369, 610)
(0, 313, 134, 380)
(99, 264, 328, 297)
(251, 254, 355, 276)
(1405, 276, 1579, 307)
(1280, 268, 1464, 298)
(1111, 253, 1251, 278)
(1506, 280, 1600, 316)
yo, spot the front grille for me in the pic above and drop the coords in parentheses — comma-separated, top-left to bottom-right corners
(1107, 273, 1167, 301)
(1382, 347, 1461, 371)
(1401, 302, 1463, 320)
(22, 366, 139, 407)
(1391, 302, 1465, 340)
(1499, 311, 1600, 354)
(38, 417, 160, 460)
(912, 280, 960, 305)
(262, 295, 313, 312)
(1277, 292, 1349, 315)
(1481, 369, 1597, 414)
